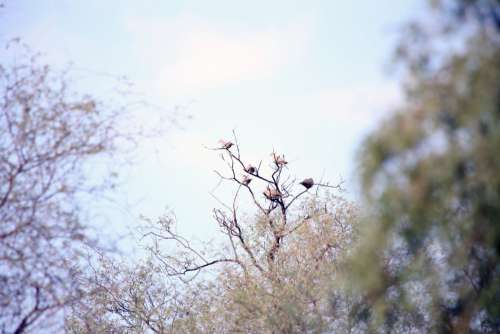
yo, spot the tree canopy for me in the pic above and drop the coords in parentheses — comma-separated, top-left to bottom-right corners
(350, 0, 500, 332)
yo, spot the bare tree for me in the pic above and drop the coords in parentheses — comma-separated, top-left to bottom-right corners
(146, 132, 345, 281)
(169, 134, 352, 333)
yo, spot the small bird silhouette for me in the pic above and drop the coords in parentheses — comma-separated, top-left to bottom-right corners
(241, 175, 252, 185)
(299, 178, 314, 189)
(263, 186, 282, 200)
(218, 140, 234, 150)
(245, 164, 256, 174)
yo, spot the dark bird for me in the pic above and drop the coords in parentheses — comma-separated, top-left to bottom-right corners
(299, 178, 314, 189)
(245, 164, 256, 174)
(241, 175, 252, 185)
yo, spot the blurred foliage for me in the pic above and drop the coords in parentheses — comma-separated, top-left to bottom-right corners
(351, 0, 500, 332)
(0, 43, 118, 333)
(0, 40, 150, 333)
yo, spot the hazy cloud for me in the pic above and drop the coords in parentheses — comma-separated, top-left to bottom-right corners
(126, 13, 312, 96)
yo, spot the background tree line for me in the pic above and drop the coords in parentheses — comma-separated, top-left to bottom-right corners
(1, 0, 499, 333)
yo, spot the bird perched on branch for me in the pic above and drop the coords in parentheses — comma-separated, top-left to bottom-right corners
(241, 175, 252, 185)
(271, 152, 288, 166)
(264, 186, 282, 201)
(245, 164, 256, 174)
(218, 139, 233, 150)
(299, 178, 314, 189)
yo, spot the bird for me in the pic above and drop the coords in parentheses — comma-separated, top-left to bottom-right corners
(299, 178, 314, 189)
(245, 164, 256, 174)
(218, 139, 234, 150)
(271, 153, 288, 166)
(241, 175, 252, 185)
(263, 186, 281, 200)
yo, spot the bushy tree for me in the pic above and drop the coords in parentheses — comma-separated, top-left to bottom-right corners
(347, 1, 500, 332)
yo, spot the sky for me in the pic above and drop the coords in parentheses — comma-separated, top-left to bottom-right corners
(0, 0, 423, 245)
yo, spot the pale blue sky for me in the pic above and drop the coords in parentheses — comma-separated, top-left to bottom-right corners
(1, 1, 422, 243)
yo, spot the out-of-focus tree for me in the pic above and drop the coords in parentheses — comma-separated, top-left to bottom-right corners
(67, 137, 358, 333)
(347, 0, 500, 332)
(0, 42, 136, 333)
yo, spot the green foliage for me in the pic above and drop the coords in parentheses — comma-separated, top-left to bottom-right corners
(351, 1, 500, 332)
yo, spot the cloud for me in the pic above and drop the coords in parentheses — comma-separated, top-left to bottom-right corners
(126, 14, 312, 96)
(291, 82, 402, 128)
